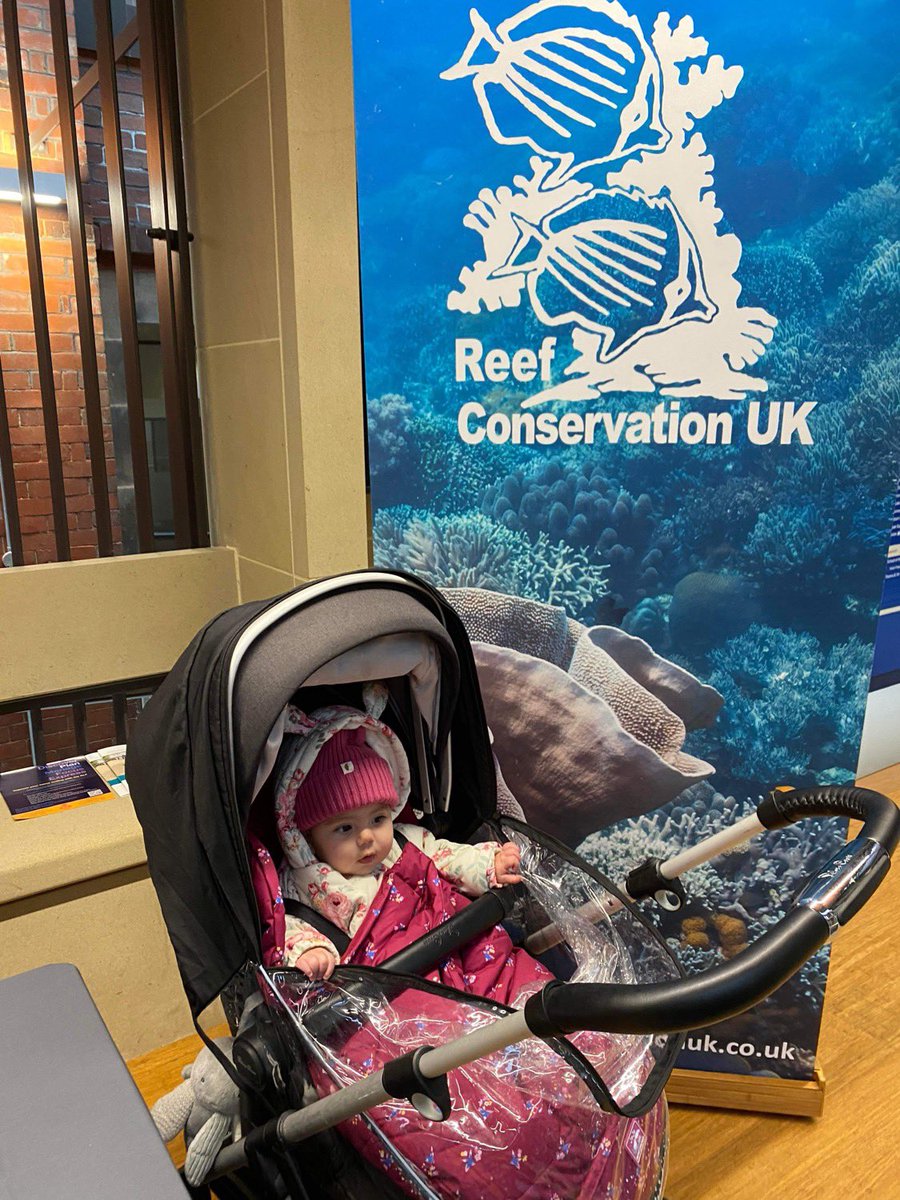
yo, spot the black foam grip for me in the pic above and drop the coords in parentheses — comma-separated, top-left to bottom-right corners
(757, 786, 900, 854)
(525, 907, 829, 1038)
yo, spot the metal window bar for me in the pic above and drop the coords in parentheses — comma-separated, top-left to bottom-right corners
(29, 17, 140, 153)
(27, 706, 47, 769)
(152, 0, 208, 546)
(0, 354, 23, 566)
(92, 0, 155, 552)
(0, 676, 165, 769)
(0, 0, 207, 565)
(2, 0, 70, 561)
(73, 700, 88, 754)
(138, 0, 200, 550)
(48, 0, 114, 557)
(112, 692, 128, 744)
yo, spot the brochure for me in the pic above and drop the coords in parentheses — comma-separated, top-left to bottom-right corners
(0, 757, 116, 820)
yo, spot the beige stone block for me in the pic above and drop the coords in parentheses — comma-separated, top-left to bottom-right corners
(270, 0, 369, 578)
(239, 556, 294, 603)
(0, 794, 145, 906)
(0, 548, 238, 702)
(0, 869, 222, 1058)
(201, 340, 293, 573)
(190, 75, 279, 348)
(180, 0, 266, 124)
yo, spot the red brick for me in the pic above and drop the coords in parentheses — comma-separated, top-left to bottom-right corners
(10, 426, 51, 445)
(3, 371, 32, 390)
(16, 411, 45, 427)
(7, 391, 44, 408)
(20, 513, 57, 533)
(0, 313, 35, 331)
(44, 732, 79, 755)
(17, 497, 52, 516)
(0, 751, 35, 770)
(41, 711, 73, 734)
(118, 111, 144, 132)
(11, 447, 44, 464)
(65, 493, 97, 513)
(23, 29, 53, 52)
(26, 50, 50, 73)
(0, 252, 30, 273)
(4, 349, 39, 370)
(40, 255, 72, 278)
(0, 290, 33, 313)
(17, 8, 50, 32)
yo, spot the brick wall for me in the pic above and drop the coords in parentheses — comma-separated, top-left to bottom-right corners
(0, 696, 146, 775)
(0, 0, 152, 772)
(0, 0, 150, 567)
(82, 53, 152, 257)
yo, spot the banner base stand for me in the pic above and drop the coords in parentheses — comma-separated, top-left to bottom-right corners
(667, 1062, 826, 1117)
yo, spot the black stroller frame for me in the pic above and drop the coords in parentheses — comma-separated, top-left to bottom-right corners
(129, 569, 900, 1200)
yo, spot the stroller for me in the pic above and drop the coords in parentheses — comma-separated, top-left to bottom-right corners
(128, 569, 899, 1200)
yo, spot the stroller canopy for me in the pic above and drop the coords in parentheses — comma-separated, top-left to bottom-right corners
(128, 571, 497, 1016)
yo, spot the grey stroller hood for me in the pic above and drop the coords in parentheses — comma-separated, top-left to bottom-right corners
(127, 570, 496, 1016)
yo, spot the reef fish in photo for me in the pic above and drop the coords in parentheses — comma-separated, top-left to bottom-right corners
(441, 1, 669, 170)
(492, 186, 716, 357)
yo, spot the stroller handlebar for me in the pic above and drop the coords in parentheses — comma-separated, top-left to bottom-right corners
(525, 785, 897, 1039)
(523, 905, 830, 1037)
(757, 784, 900, 855)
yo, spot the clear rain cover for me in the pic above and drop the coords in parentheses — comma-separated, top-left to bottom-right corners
(265, 966, 667, 1200)
(498, 818, 684, 1113)
(259, 821, 680, 1200)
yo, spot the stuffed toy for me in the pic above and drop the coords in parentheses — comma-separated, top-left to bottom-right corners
(151, 1036, 241, 1186)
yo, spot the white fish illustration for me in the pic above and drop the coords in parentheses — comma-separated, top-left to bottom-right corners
(492, 187, 716, 357)
(441, 1, 669, 170)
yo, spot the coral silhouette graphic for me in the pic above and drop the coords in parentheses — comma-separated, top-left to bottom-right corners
(444, 1, 777, 401)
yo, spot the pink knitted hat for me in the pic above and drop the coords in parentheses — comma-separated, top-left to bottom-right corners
(293, 726, 399, 831)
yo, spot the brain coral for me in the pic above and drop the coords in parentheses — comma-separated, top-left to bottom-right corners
(667, 572, 762, 654)
(441, 588, 723, 843)
(481, 459, 676, 609)
(738, 243, 825, 321)
(803, 169, 900, 290)
(834, 238, 900, 352)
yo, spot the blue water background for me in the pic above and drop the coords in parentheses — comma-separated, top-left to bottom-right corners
(350, 0, 900, 1078)
(352, 0, 898, 314)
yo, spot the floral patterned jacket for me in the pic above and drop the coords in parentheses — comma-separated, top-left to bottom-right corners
(281, 824, 499, 968)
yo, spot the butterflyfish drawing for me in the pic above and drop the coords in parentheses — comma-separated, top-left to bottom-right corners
(493, 188, 716, 356)
(441, 1, 670, 169)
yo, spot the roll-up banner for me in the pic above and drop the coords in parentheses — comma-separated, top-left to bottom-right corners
(350, 0, 900, 1104)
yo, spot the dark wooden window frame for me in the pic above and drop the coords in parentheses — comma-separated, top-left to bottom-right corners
(0, 0, 208, 564)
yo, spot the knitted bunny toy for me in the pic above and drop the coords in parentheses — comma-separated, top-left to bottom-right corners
(151, 1036, 241, 1186)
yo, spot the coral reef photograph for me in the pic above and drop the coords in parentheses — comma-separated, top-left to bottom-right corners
(353, 0, 900, 1080)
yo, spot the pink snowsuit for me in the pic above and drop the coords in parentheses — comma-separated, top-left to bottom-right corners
(306, 839, 665, 1200)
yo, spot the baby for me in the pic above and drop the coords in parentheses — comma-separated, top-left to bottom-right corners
(275, 717, 522, 981)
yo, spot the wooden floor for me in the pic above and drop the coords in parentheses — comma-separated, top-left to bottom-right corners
(127, 764, 900, 1197)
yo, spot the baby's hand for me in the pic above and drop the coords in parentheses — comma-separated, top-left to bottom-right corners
(493, 841, 522, 886)
(296, 947, 336, 981)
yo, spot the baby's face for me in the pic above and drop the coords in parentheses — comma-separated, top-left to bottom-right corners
(307, 802, 395, 876)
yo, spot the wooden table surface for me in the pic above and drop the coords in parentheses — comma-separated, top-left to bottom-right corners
(666, 763, 900, 1199)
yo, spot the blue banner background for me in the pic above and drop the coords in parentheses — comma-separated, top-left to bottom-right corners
(351, 0, 900, 1080)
